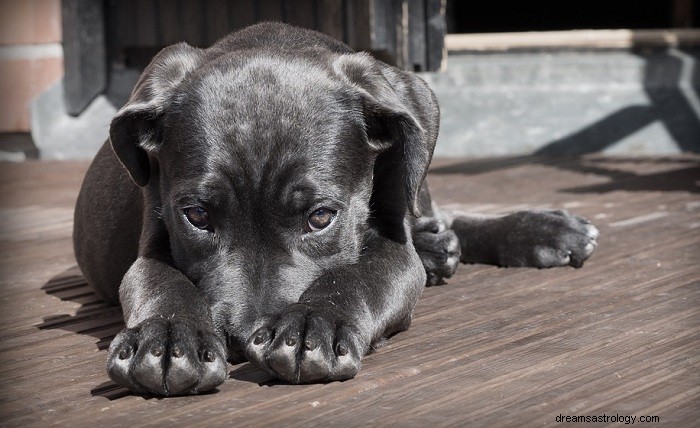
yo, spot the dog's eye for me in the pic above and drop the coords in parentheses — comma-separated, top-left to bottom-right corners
(306, 207, 336, 232)
(183, 206, 211, 230)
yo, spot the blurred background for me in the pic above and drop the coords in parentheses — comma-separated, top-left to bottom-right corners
(0, 0, 698, 161)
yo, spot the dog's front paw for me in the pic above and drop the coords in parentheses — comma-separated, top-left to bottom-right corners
(500, 210, 599, 268)
(413, 217, 461, 285)
(107, 318, 227, 396)
(245, 304, 363, 384)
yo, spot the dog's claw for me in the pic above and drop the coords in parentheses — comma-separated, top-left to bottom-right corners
(203, 350, 216, 362)
(336, 343, 349, 356)
(172, 347, 183, 358)
(151, 346, 163, 357)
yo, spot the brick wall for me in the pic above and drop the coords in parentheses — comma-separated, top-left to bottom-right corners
(0, 0, 64, 132)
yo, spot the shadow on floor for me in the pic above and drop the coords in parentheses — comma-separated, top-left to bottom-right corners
(37, 265, 123, 350)
(535, 48, 700, 156)
(37, 266, 123, 348)
(37, 266, 132, 398)
(429, 156, 700, 194)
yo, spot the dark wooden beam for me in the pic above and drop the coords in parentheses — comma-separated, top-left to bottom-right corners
(62, 0, 107, 116)
(425, 0, 445, 71)
(316, 0, 345, 42)
(345, 0, 372, 50)
(408, 0, 427, 71)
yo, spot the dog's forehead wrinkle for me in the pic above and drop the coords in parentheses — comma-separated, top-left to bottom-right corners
(192, 131, 356, 210)
(169, 156, 347, 220)
(191, 56, 349, 137)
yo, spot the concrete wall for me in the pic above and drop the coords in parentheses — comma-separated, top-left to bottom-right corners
(421, 49, 700, 156)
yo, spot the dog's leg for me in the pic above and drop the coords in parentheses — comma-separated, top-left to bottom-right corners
(412, 182, 598, 271)
(411, 183, 461, 285)
(448, 210, 599, 268)
(245, 231, 425, 384)
(106, 258, 228, 396)
(73, 142, 142, 305)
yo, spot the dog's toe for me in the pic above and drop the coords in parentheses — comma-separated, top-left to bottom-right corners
(245, 304, 363, 384)
(413, 217, 461, 286)
(107, 318, 227, 396)
(508, 210, 599, 269)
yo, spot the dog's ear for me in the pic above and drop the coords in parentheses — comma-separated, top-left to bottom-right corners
(110, 43, 203, 187)
(333, 53, 439, 217)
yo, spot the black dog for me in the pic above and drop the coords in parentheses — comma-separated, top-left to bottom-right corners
(73, 22, 598, 396)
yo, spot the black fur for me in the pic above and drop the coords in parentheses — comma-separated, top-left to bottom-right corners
(73, 22, 598, 395)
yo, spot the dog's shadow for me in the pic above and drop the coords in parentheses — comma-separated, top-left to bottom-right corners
(39, 266, 277, 399)
(38, 265, 123, 351)
(38, 266, 131, 398)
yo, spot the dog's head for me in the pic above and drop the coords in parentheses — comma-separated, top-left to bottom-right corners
(109, 38, 438, 358)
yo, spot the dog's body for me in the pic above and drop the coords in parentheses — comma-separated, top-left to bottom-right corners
(73, 22, 598, 395)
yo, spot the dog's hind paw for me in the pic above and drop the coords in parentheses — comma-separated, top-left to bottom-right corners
(497, 210, 599, 268)
(412, 217, 461, 286)
(107, 318, 227, 396)
(245, 304, 363, 384)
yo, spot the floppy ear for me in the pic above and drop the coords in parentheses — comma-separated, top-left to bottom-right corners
(333, 53, 439, 217)
(109, 43, 203, 187)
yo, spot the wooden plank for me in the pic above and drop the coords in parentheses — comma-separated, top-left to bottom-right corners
(345, 0, 371, 50)
(180, 0, 207, 47)
(204, 0, 231, 44)
(315, 0, 345, 42)
(408, 0, 427, 71)
(228, 0, 256, 30)
(134, 0, 158, 46)
(369, 0, 393, 54)
(393, 0, 409, 69)
(425, 0, 445, 71)
(256, 0, 284, 22)
(283, 0, 316, 29)
(105, 0, 133, 64)
(157, 0, 181, 45)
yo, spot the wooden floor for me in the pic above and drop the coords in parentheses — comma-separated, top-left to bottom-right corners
(0, 155, 698, 426)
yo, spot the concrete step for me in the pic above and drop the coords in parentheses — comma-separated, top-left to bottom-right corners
(421, 48, 700, 156)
